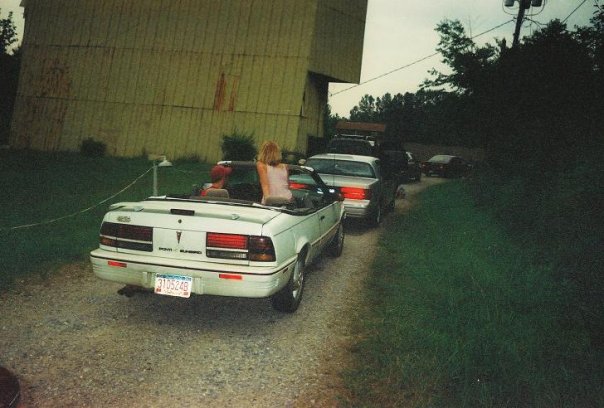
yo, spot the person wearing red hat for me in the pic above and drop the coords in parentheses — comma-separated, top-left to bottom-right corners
(201, 165, 232, 196)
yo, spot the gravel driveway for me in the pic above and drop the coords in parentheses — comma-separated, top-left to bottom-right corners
(0, 179, 438, 407)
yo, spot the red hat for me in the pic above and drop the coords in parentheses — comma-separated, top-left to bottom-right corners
(210, 165, 232, 182)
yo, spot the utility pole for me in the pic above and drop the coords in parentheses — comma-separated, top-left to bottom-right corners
(512, 0, 530, 48)
(506, 0, 543, 48)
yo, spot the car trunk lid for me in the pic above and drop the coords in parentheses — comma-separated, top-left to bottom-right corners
(101, 199, 280, 265)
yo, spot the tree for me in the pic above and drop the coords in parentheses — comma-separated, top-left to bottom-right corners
(323, 103, 341, 139)
(349, 94, 376, 122)
(0, 10, 18, 55)
(422, 20, 498, 95)
(0, 10, 20, 145)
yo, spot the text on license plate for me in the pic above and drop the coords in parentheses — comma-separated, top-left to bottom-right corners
(154, 274, 192, 298)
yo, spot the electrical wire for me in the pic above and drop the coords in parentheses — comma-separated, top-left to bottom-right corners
(0, 167, 154, 232)
(563, 0, 589, 23)
(330, 19, 514, 97)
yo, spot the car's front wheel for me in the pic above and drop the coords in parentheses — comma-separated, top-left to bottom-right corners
(271, 255, 305, 313)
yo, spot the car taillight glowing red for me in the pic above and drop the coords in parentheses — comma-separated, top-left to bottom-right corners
(206, 233, 248, 249)
(289, 182, 309, 190)
(206, 233, 276, 262)
(340, 187, 371, 200)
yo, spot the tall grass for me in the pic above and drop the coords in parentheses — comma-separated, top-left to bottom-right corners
(0, 150, 211, 289)
(346, 181, 602, 407)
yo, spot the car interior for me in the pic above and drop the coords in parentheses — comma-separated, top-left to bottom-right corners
(187, 165, 331, 213)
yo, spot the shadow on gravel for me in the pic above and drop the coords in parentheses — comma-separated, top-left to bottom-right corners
(105, 259, 331, 334)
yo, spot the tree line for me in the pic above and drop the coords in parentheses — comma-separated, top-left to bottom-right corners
(331, 5, 603, 175)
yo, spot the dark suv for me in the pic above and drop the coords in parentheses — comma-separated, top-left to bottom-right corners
(326, 137, 375, 156)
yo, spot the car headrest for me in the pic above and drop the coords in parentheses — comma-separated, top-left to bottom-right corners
(204, 188, 230, 198)
(264, 196, 292, 207)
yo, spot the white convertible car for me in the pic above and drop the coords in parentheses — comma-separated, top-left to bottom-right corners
(90, 162, 345, 313)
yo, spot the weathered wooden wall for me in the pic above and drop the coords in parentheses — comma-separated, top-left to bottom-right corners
(10, 0, 367, 161)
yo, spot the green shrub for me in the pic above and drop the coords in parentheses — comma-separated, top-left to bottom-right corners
(281, 149, 305, 164)
(220, 131, 257, 161)
(80, 138, 106, 157)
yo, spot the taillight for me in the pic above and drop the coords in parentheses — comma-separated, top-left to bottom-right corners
(99, 222, 153, 252)
(249, 236, 276, 262)
(207, 233, 248, 249)
(206, 233, 275, 262)
(289, 182, 309, 190)
(340, 187, 371, 200)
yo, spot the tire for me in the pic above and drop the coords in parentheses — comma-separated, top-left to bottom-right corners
(386, 193, 396, 211)
(271, 255, 305, 313)
(369, 204, 382, 227)
(327, 223, 344, 257)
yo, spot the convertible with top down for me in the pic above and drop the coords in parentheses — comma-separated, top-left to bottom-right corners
(90, 162, 345, 313)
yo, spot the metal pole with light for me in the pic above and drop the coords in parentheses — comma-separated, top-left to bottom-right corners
(149, 154, 173, 196)
(504, 0, 544, 48)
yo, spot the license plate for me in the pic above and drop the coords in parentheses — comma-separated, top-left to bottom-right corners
(154, 274, 192, 298)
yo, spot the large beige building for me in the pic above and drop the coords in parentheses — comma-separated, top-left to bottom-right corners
(10, 0, 367, 161)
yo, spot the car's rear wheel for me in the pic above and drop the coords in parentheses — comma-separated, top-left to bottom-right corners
(369, 204, 382, 227)
(327, 223, 344, 257)
(386, 195, 396, 211)
(271, 255, 305, 313)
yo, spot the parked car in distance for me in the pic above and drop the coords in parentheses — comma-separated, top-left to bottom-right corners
(90, 162, 345, 313)
(305, 153, 398, 227)
(421, 154, 471, 178)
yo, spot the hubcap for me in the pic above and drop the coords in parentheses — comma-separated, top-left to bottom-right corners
(291, 260, 303, 297)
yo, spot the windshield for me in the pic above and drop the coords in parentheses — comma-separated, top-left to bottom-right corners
(306, 159, 375, 178)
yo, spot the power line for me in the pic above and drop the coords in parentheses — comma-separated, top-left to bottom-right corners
(563, 0, 589, 23)
(330, 52, 439, 97)
(330, 19, 514, 97)
(0, 167, 153, 232)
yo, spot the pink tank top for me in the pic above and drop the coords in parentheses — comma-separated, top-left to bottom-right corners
(264, 164, 292, 202)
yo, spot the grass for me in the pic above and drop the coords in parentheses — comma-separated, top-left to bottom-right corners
(0, 150, 211, 289)
(344, 180, 602, 407)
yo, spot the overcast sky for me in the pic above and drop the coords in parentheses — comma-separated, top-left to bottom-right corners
(0, 0, 597, 117)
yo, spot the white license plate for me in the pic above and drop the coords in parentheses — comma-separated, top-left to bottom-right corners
(154, 274, 193, 298)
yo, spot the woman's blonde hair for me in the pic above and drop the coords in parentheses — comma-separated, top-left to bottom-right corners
(257, 141, 282, 166)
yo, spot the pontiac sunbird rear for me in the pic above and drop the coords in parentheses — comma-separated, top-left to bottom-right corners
(90, 162, 345, 312)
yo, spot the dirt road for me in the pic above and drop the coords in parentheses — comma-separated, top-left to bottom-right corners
(0, 178, 440, 407)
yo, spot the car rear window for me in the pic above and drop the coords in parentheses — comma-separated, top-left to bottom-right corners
(327, 140, 373, 156)
(429, 155, 453, 163)
(306, 159, 375, 178)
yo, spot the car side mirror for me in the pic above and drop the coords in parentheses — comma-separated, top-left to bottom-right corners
(298, 159, 306, 165)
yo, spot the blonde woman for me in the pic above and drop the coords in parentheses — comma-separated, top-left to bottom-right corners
(256, 141, 293, 205)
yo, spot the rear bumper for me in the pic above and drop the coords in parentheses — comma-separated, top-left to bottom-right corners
(343, 199, 375, 219)
(423, 168, 444, 176)
(90, 249, 295, 298)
